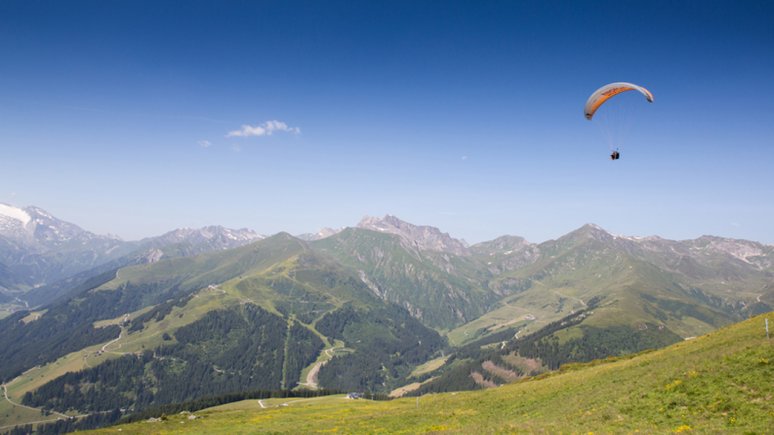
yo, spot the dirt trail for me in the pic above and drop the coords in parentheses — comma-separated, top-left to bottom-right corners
(2, 383, 69, 419)
(303, 363, 323, 389)
(298, 347, 341, 389)
(101, 328, 124, 352)
(298, 347, 339, 389)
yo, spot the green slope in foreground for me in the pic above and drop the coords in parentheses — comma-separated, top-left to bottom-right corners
(90, 314, 773, 434)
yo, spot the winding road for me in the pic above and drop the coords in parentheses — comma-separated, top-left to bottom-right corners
(2, 383, 68, 419)
(1, 327, 131, 431)
(1, 382, 71, 430)
(101, 327, 125, 353)
(298, 347, 339, 389)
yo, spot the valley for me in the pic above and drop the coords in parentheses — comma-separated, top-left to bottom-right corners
(1, 210, 772, 432)
(85, 313, 774, 433)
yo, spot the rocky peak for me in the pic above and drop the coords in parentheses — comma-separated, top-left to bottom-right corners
(296, 227, 343, 241)
(560, 223, 615, 244)
(472, 235, 532, 252)
(687, 235, 770, 265)
(357, 215, 469, 256)
(142, 226, 262, 251)
(1, 203, 122, 249)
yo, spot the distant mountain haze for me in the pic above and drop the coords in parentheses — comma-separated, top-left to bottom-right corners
(0, 203, 262, 298)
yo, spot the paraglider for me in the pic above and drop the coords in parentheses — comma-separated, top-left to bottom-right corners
(585, 82, 654, 160)
(584, 82, 653, 121)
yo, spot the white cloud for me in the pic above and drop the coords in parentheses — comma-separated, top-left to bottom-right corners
(198, 140, 212, 148)
(226, 120, 300, 138)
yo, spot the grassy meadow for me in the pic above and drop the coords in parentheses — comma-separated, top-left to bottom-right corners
(86, 313, 773, 433)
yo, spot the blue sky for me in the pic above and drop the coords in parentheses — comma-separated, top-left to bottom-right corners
(2, 1, 773, 243)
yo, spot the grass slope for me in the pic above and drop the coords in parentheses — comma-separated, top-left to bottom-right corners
(312, 228, 497, 330)
(483, 233, 736, 344)
(2, 287, 233, 404)
(90, 313, 773, 433)
(1, 242, 445, 429)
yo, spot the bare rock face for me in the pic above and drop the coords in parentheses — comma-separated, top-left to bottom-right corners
(296, 227, 343, 241)
(357, 215, 469, 256)
(141, 226, 263, 253)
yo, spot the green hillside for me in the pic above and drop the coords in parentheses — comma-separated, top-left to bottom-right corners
(3, 224, 772, 432)
(312, 228, 498, 330)
(1, 233, 445, 429)
(88, 313, 774, 434)
(489, 225, 736, 335)
(0, 233, 307, 384)
(423, 226, 747, 393)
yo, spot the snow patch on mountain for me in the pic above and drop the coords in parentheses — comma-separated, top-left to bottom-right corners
(0, 203, 31, 226)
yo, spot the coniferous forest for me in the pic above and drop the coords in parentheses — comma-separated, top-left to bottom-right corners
(22, 304, 323, 413)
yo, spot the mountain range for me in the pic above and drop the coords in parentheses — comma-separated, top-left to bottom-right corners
(0, 203, 261, 307)
(0, 203, 772, 431)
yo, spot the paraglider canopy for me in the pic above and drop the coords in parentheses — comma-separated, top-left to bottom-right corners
(584, 82, 653, 120)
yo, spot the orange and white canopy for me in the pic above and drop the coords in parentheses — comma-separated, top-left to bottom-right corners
(584, 82, 653, 120)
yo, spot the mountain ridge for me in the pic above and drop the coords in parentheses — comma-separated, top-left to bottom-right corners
(1, 209, 772, 431)
(0, 203, 266, 302)
(357, 214, 470, 256)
